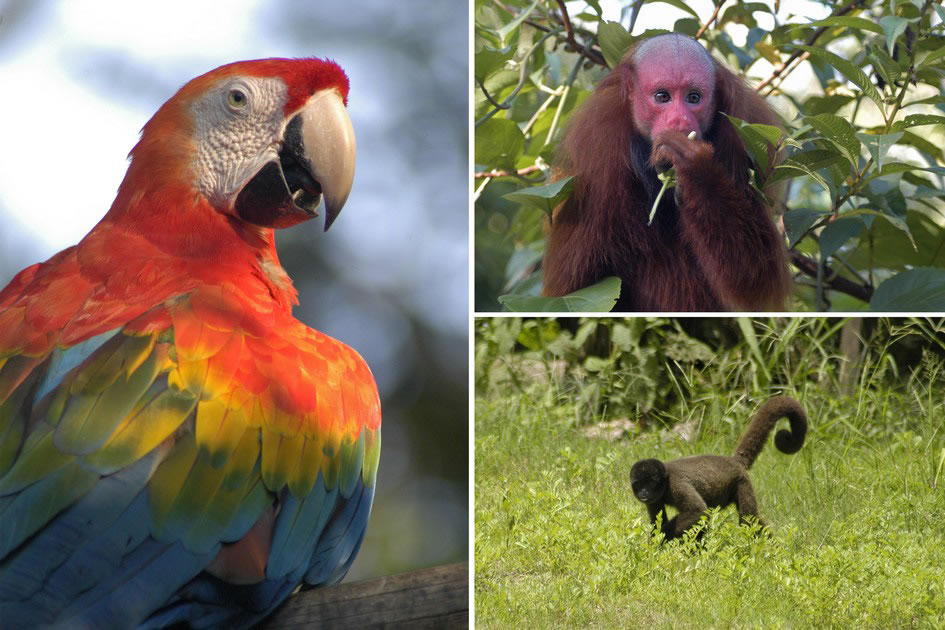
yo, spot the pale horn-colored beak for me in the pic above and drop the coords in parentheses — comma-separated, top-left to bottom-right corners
(298, 88, 356, 230)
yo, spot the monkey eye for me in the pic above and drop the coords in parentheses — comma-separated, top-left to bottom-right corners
(686, 91, 702, 104)
(654, 90, 671, 104)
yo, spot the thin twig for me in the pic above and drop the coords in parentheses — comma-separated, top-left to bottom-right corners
(545, 51, 585, 146)
(474, 165, 545, 179)
(475, 27, 563, 127)
(477, 77, 507, 109)
(695, 1, 726, 39)
(552, 0, 607, 66)
(756, 0, 867, 93)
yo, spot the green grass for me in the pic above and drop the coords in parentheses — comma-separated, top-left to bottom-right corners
(475, 389, 945, 629)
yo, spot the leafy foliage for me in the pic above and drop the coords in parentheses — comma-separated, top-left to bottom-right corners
(474, 0, 945, 311)
(475, 316, 945, 423)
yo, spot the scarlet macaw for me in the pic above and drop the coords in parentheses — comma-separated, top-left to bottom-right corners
(0, 58, 380, 628)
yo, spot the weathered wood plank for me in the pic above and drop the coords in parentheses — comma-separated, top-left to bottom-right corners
(262, 562, 469, 629)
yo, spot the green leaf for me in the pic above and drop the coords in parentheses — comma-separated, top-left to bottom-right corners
(891, 114, 945, 131)
(804, 94, 855, 116)
(852, 209, 916, 251)
(870, 268, 945, 311)
(475, 118, 525, 170)
(867, 44, 901, 91)
(783, 149, 848, 171)
(598, 21, 633, 68)
(584, 0, 603, 17)
(795, 16, 883, 35)
(498, 276, 621, 312)
(769, 148, 843, 191)
(648, 0, 699, 19)
(723, 115, 780, 176)
(736, 318, 770, 382)
(855, 131, 903, 170)
(897, 130, 945, 162)
(935, 4, 945, 28)
(796, 45, 885, 117)
(497, 0, 540, 47)
(503, 177, 575, 217)
(820, 216, 865, 259)
(475, 45, 515, 84)
(783, 208, 826, 247)
(920, 41, 945, 68)
(845, 209, 945, 270)
(805, 113, 862, 166)
(878, 16, 911, 55)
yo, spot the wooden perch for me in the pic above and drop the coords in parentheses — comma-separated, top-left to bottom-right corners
(262, 562, 469, 629)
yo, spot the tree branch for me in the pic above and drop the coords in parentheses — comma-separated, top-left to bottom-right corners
(790, 250, 874, 304)
(263, 563, 469, 629)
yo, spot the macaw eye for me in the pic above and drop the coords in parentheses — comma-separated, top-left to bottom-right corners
(227, 89, 248, 110)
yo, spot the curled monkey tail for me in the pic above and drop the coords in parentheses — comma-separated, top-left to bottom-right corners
(734, 396, 807, 469)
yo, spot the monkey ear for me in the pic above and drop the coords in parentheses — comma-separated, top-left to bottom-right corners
(616, 62, 634, 103)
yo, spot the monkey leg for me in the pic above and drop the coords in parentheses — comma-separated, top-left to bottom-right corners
(734, 477, 766, 529)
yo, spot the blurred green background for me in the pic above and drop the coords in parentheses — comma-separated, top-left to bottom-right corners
(0, 0, 468, 580)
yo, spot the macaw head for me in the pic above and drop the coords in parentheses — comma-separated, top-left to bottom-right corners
(126, 57, 355, 231)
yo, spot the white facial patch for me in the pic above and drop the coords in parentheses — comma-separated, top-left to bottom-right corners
(191, 76, 290, 207)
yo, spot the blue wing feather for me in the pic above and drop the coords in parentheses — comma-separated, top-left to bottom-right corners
(0, 322, 378, 628)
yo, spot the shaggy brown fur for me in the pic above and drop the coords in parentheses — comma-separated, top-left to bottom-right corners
(630, 396, 807, 540)
(543, 34, 791, 311)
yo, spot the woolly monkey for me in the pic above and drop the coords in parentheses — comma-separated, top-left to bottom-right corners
(630, 396, 806, 540)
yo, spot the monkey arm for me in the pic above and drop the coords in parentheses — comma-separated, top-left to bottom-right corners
(542, 198, 607, 296)
(664, 483, 709, 540)
(653, 131, 792, 311)
(644, 503, 673, 538)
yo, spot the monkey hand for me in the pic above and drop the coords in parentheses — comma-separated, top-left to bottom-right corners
(649, 130, 713, 173)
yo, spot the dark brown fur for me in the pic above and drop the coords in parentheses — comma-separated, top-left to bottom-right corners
(543, 36, 791, 311)
(630, 396, 807, 541)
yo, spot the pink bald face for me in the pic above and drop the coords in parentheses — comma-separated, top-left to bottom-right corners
(630, 38, 716, 140)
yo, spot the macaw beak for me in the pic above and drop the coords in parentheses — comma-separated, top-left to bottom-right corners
(235, 88, 356, 230)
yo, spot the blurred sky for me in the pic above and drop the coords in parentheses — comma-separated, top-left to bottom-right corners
(0, 0, 468, 581)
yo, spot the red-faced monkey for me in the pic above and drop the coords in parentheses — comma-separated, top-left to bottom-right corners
(543, 33, 790, 311)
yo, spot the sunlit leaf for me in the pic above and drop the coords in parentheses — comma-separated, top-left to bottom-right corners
(805, 114, 861, 166)
(497, 0, 540, 46)
(795, 16, 883, 34)
(796, 46, 885, 117)
(891, 114, 945, 131)
(856, 131, 903, 169)
(921, 40, 945, 67)
(878, 16, 911, 55)
(475, 118, 525, 170)
(723, 116, 781, 176)
(647, 0, 699, 18)
(598, 21, 633, 68)
(475, 45, 516, 83)
(868, 44, 901, 90)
